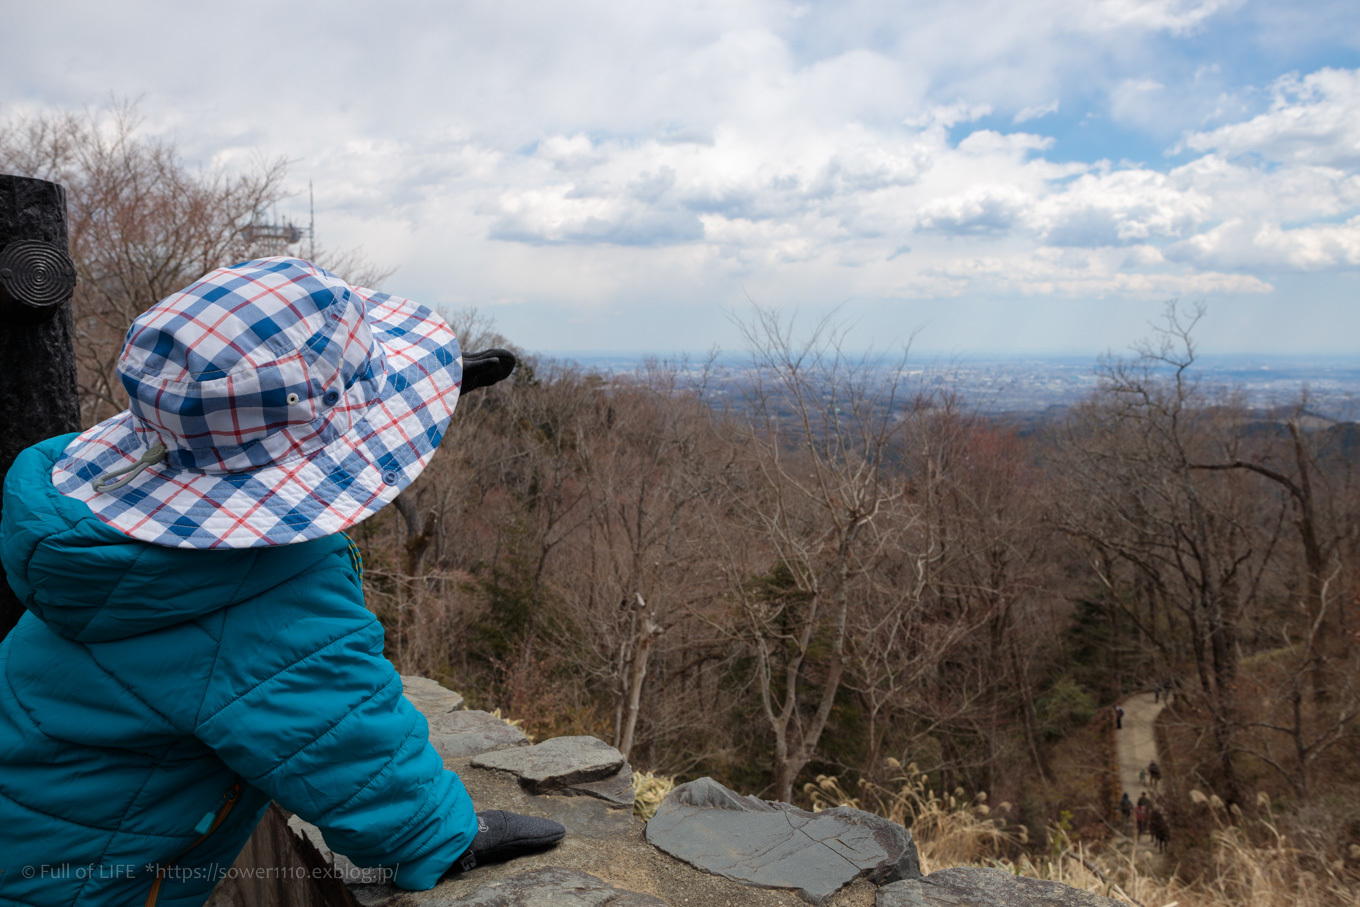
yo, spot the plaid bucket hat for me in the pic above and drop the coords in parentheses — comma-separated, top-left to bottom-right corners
(51, 257, 462, 548)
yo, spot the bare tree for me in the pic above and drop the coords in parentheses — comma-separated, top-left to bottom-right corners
(1234, 567, 1360, 801)
(0, 102, 288, 423)
(1189, 391, 1357, 705)
(715, 308, 920, 803)
(0, 101, 387, 426)
(905, 406, 1064, 787)
(573, 361, 728, 760)
(1054, 303, 1271, 805)
(1181, 393, 1360, 800)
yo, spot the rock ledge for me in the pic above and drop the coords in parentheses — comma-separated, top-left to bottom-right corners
(646, 777, 920, 904)
(207, 676, 1130, 907)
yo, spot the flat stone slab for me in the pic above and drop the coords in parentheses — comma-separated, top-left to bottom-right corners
(878, 868, 1122, 906)
(447, 866, 667, 906)
(646, 777, 921, 904)
(428, 709, 531, 760)
(529, 791, 638, 842)
(472, 736, 625, 793)
(561, 762, 635, 809)
(403, 675, 466, 715)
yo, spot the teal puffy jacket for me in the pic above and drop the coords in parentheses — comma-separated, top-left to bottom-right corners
(0, 435, 478, 906)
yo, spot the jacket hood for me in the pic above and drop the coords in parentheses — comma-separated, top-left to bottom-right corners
(1, 433, 346, 643)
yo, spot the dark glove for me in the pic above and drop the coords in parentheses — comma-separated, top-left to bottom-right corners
(452, 809, 566, 873)
(461, 348, 517, 394)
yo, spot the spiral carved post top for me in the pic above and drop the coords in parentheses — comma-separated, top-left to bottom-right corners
(0, 239, 78, 325)
(0, 173, 82, 640)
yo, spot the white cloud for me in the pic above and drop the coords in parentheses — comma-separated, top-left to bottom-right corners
(1014, 100, 1060, 123)
(1181, 68, 1360, 167)
(2, 1, 1357, 352)
(924, 247, 1271, 298)
(1107, 77, 1170, 133)
(288, 54, 1360, 307)
(1031, 169, 1214, 246)
(1075, 0, 1243, 35)
(904, 101, 993, 130)
(1166, 154, 1360, 223)
(537, 135, 606, 172)
(918, 186, 1031, 236)
(956, 130, 1055, 156)
(1167, 216, 1360, 271)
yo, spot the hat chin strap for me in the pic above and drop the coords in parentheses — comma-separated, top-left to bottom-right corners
(91, 443, 168, 494)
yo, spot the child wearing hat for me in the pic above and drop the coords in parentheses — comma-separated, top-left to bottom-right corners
(0, 258, 561, 905)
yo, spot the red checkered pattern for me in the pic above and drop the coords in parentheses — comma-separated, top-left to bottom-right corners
(52, 258, 462, 548)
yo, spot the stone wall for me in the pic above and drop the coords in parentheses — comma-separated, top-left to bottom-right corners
(207, 676, 1123, 907)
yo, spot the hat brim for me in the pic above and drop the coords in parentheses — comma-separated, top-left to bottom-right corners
(52, 290, 461, 549)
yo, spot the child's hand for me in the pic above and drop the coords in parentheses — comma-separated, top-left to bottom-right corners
(451, 809, 566, 872)
(461, 349, 517, 394)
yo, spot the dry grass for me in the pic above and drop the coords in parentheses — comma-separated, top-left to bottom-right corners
(487, 707, 535, 744)
(805, 761, 1359, 907)
(633, 770, 676, 821)
(805, 760, 1027, 869)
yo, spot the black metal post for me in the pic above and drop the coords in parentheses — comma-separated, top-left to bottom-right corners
(0, 174, 81, 640)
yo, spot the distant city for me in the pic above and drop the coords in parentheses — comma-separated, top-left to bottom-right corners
(545, 351, 1360, 419)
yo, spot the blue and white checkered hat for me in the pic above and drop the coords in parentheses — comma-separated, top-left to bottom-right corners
(52, 257, 462, 548)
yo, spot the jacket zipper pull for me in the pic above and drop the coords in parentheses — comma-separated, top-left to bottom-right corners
(193, 785, 240, 836)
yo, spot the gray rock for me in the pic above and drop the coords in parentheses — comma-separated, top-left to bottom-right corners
(561, 762, 635, 809)
(446, 866, 667, 906)
(877, 868, 1122, 906)
(645, 777, 921, 905)
(472, 736, 625, 793)
(428, 709, 531, 759)
(218, 676, 1124, 907)
(402, 675, 466, 715)
(529, 791, 638, 842)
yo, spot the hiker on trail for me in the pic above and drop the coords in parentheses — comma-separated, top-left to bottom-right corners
(0, 258, 559, 906)
(1115, 703, 1125, 729)
(1119, 792, 1133, 828)
(1149, 806, 1170, 852)
(1148, 760, 1162, 787)
(1153, 680, 1162, 702)
(1135, 794, 1150, 840)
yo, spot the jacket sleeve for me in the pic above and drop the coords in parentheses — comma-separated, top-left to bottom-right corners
(192, 554, 478, 890)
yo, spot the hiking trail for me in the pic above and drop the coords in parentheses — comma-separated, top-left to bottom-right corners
(1112, 691, 1168, 868)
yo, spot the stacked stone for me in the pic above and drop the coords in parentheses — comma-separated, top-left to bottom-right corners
(208, 675, 1122, 907)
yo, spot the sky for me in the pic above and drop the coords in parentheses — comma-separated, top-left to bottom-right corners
(2, 0, 1359, 357)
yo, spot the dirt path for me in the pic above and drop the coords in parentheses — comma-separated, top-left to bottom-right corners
(1116, 691, 1165, 804)
(1112, 691, 1169, 871)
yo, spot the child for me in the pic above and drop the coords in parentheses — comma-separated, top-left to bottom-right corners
(1134, 796, 1150, 841)
(0, 258, 561, 905)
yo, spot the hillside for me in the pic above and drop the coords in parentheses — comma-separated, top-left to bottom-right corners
(346, 317, 1359, 904)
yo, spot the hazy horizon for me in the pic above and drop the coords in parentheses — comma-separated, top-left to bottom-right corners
(541, 349, 1360, 363)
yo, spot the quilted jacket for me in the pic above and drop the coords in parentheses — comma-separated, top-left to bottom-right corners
(0, 434, 478, 906)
